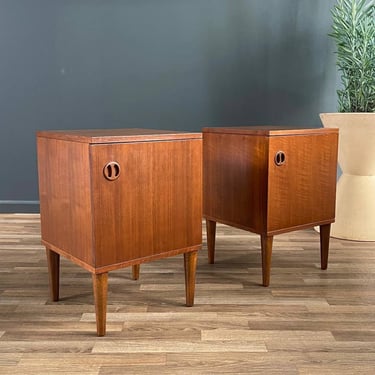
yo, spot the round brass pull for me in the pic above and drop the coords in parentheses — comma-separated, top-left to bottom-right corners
(103, 161, 121, 181)
(274, 151, 286, 166)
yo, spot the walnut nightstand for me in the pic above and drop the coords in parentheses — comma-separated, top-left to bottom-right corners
(37, 128, 202, 336)
(203, 126, 338, 286)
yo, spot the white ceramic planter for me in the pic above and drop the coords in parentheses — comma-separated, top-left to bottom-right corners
(320, 113, 375, 241)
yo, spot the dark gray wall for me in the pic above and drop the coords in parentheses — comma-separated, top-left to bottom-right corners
(0, 0, 338, 212)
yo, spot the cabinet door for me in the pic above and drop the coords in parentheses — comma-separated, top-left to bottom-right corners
(267, 133, 338, 234)
(90, 140, 202, 269)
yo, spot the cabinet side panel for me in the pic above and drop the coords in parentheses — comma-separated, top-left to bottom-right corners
(37, 137, 93, 265)
(267, 133, 338, 232)
(203, 132, 268, 233)
(90, 139, 202, 268)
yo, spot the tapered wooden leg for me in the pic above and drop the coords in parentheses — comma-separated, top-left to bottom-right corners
(184, 251, 198, 307)
(319, 223, 331, 270)
(92, 272, 108, 337)
(46, 248, 60, 301)
(206, 219, 216, 264)
(261, 235, 273, 287)
(132, 264, 140, 280)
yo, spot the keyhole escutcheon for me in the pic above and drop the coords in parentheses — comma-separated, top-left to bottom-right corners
(103, 161, 121, 181)
(274, 151, 286, 166)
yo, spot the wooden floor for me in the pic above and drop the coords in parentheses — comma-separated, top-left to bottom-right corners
(1, 214, 375, 374)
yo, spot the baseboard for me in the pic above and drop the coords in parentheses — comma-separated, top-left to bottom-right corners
(0, 200, 40, 213)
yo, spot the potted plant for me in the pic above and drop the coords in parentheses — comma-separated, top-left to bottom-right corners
(320, 0, 375, 240)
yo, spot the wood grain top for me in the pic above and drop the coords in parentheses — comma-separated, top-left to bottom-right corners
(36, 128, 202, 144)
(202, 126, 339, 136)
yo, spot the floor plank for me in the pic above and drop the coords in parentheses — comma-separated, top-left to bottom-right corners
(1, 214, 375, 373)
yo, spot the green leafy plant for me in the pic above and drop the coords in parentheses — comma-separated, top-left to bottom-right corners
(330, 0, 375, 112)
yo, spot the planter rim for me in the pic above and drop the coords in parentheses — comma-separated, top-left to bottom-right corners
(320, 112, 375, 116)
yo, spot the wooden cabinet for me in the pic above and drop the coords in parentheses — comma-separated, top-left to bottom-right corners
(203, 126, 338, 286)
(37, 128, 202, 336)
